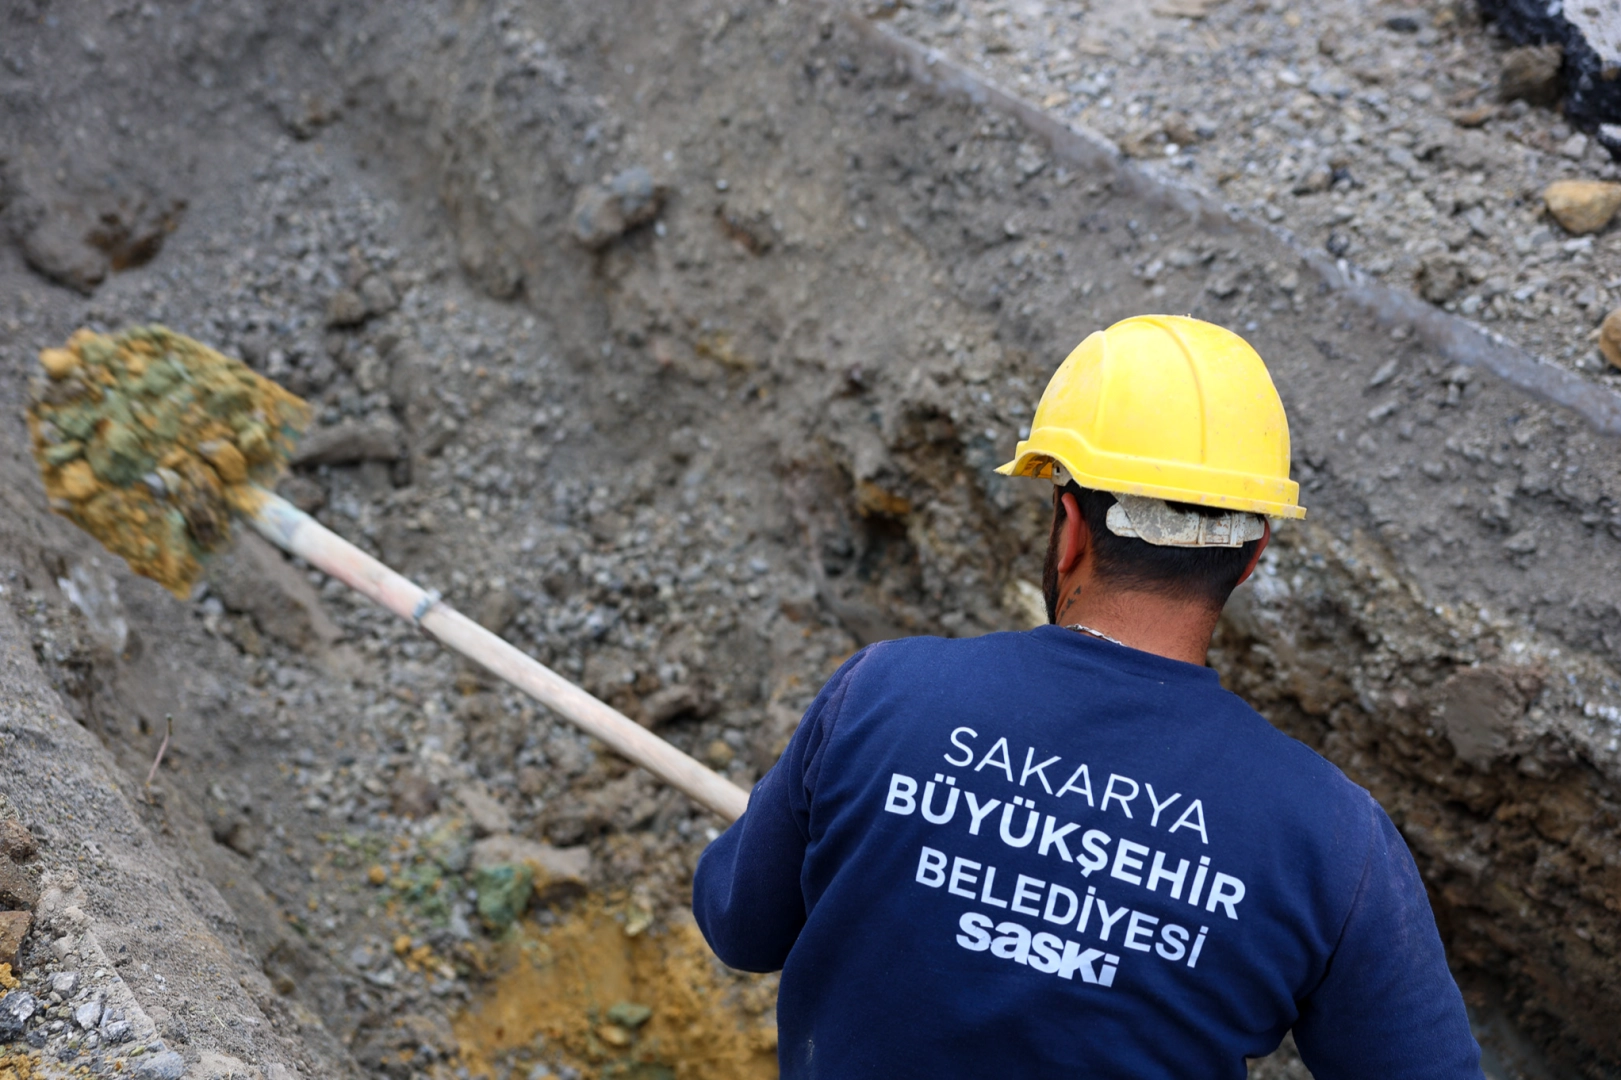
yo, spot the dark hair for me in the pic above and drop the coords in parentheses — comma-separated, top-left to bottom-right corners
(1053, 483, 1262, 609)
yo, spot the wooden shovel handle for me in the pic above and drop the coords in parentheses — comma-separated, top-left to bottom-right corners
(247, 489, 750, 822)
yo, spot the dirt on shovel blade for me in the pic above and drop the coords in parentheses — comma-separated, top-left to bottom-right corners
(26, 325, 310, 597)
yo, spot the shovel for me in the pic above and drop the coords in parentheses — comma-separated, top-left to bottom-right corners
(28, 326, 749, 822)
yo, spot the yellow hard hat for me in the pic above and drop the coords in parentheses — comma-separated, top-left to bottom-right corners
(997, 315, 1305, 519)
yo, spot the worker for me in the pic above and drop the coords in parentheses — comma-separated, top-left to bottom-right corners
(692, 315, 1482, 1078)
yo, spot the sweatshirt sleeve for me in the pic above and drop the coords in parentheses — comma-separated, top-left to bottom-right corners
(691, 648, 869, 972)
(1292, 798, 1484, 1080)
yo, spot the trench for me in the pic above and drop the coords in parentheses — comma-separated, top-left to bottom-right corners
(1, 3, 1619, 1080)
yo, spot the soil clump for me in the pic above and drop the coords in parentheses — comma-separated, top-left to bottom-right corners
(27, 327, 309, 597)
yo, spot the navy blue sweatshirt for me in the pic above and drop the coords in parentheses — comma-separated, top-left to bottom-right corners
(693, 627, 1482, 1079)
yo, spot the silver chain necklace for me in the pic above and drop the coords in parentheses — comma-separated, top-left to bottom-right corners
(1064, 623, 1125, 648)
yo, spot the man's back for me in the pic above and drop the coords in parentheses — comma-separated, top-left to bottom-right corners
(694, 627, 1481, 1079)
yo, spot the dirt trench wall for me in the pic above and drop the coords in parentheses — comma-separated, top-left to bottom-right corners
(1218, 527, 1621, 1067)
(339, 2, 1621, 1071)
(0, 582, 349, 1079)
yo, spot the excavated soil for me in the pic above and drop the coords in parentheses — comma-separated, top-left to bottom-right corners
(452, 902, 777, 1080)
(27, 327, 309, 597)
(2, 2, 1621, 1079)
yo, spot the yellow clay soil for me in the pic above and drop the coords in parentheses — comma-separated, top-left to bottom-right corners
(454, 900, 778, 1080)
(27, 326, 309, 597)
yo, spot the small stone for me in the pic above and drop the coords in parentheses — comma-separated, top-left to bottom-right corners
(642, 684, 706, 727)
(1450, 103, 1497, 128)
(275, 473, 327, 513)
(572, 187, 625, 249)
(597, 1022, 631, 1048)
(473, 863, 533, 932)
(1543, 180, 1621, 235)
(358, 274, 399, 318)
(609, 166, 661, 228)
(1291, 162, 1332, 196)
(452, 784, 514, 837)
(516, 767, 547, 796)
(1504, 530, 1538, 554)
(39, 349, 80, 381)
(131, 1049, 187, 1080)
(606, 1002, 653, 1029)
(1416, 253, 1469, 303)
(703, 738, 735, 769)
(1499, 43, 1563, 106)
(197, 439, 248, 483)
(74, 998, 102, 1030)
(390, 771, 439, 819)
(48, 972, 78, 997)
(102, 1019, 133, 1044)
(1559, 133, 1590, 161)
(623, 905, 652, 937)
(0, 820, 36, 862)
(1599, 309, 1621, 370)
(0, 990, 38, 1042)
(1598, 123, 1621, 162)
(325, 288, 367, 328)
(572, 166, 665, 249)
(0, 911, 31, 968)
(367, 865, 388, 887)
(58, 460, 99, 500)
(475, 590, 518, 634)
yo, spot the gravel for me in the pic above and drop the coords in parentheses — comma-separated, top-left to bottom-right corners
(889, 0, 1621, 385)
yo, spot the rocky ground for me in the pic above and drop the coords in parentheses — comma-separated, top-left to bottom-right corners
(0, 1, 1619, 1079)
(890, 0, 1621, 383)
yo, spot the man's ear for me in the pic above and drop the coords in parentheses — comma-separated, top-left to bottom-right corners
(1056, 490, 1089, 575)
(1234, 520, 1272, 587)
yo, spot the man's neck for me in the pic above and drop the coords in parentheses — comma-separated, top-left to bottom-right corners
(1051, 589, 1219, 666)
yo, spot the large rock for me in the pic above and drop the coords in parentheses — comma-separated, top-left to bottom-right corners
(12, 178, 185, 295)
(1542, 179, 1621, 235)
(1435, 667, 1530, 770)
(208, 532, 342, 652)
(470, 835, 591, 903)
(20, 213, 108, 293)
(0, 989, 36, 1042)
(289, 414, 405, 466)
(1416, 253, 1470, 303)
(1479, 0, 1621, 137)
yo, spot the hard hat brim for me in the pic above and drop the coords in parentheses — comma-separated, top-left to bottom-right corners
(997, 434, 1307, 520)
